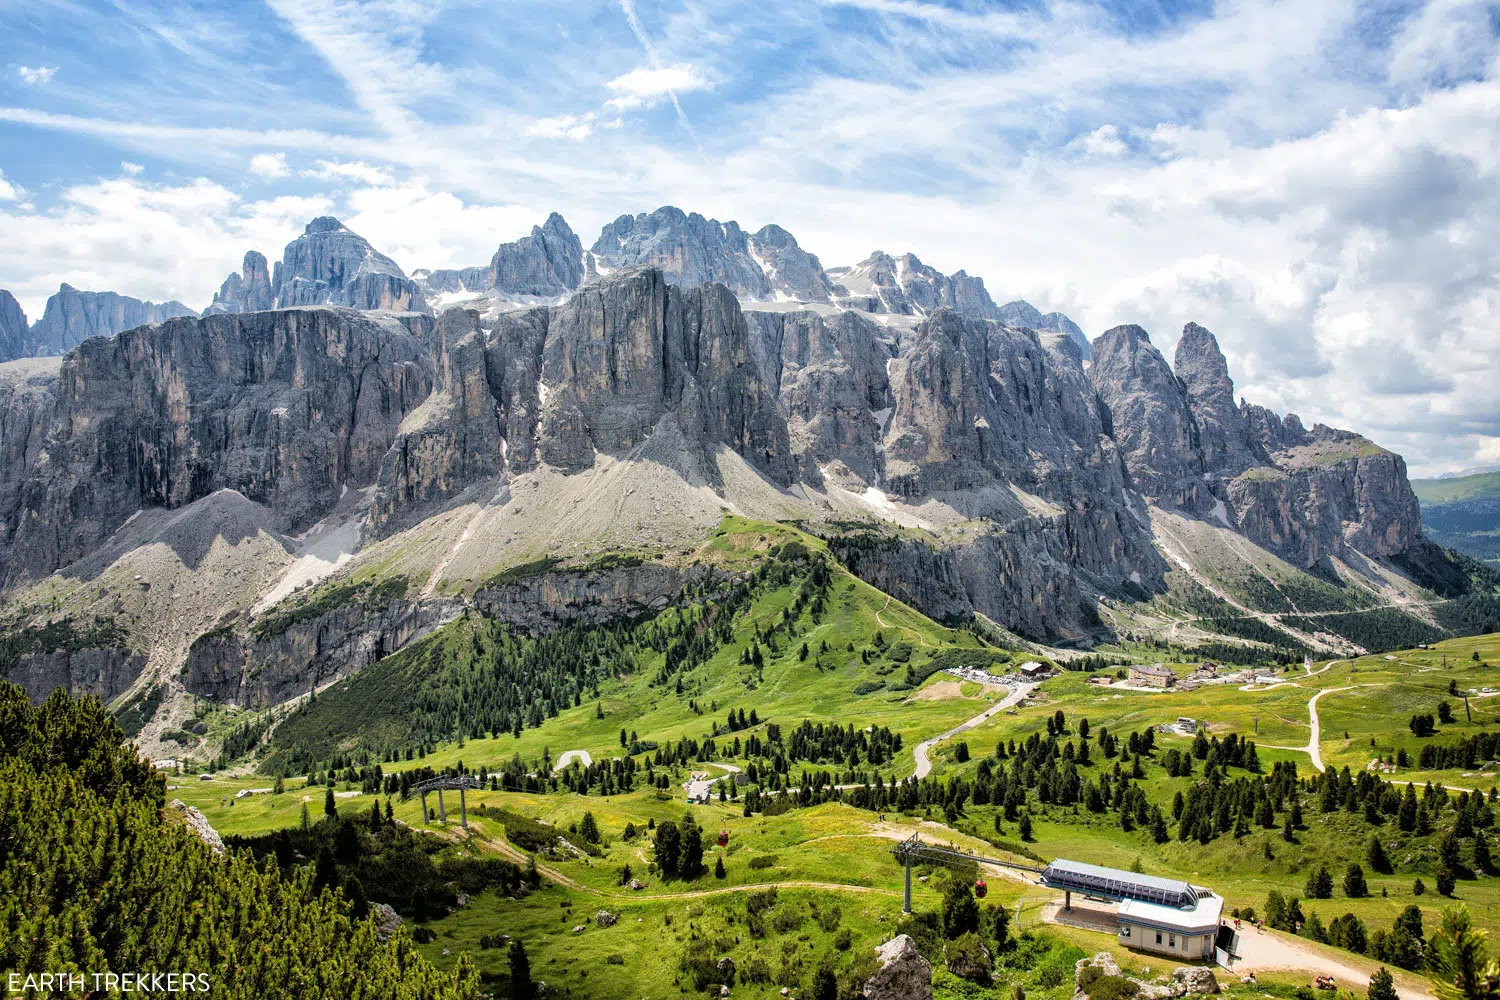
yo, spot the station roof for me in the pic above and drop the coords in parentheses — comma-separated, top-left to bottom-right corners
(1119, 892, 1224, 934)
(1040, 859, 1199, 908)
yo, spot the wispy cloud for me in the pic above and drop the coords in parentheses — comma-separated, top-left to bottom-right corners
(301, 159, 394, 186)
(604, 64, 708, 111)
(615, 0, 700, 141)
(525, 113, 598, 140)
(17, 65, 57, 85)
(1, 0, 1499, 471)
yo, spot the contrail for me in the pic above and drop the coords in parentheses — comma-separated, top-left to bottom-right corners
(617, 0, 701, 149)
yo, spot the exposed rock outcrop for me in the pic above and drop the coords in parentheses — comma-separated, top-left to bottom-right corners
(997, 301, 1091, 360)
(203, 251, 274, 316)
(590, 207, 779, 299)
(184, 595, 463, 708)
(490, 212, 585, 297)
(1174, 323, 1261, 477)
(1172, 967, 1220, 995)
(3, 645, 146, 703)
(474, 563, 730, 633)
(29, 284, 195, 356)
(368, 308, 506, 534)
(0, 307, 434, 587)
(829, 252, 1000, 321)
(863, 935, 932, 1000)
(169, 800, 226, 854)
(743, 309, 893, 483)
(746, 225, 836, 302)
(1089, 324, 1206, 507)
(0, 291, 29, 362)
(1090, 321, 1423, 569)
(372, 903, 403, 942)
(536, 269, 795, 484)
(272, 217, 427, 312)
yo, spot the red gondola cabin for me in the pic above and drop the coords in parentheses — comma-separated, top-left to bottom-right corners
(974, 878, 987, 898)
(717, 829, 729, 847)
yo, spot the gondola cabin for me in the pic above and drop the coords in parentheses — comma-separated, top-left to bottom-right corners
(974, 878, 987, 898)
(717, 829, 729, 847)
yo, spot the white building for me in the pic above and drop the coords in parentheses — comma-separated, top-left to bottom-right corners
(1117, 892, 1224, 960)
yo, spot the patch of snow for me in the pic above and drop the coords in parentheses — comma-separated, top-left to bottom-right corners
(871, 406, 892, 430)
(861, 486, 897, 513)
(1211, 499, 1231, 527)
(253, 517, 361, 614)
(1130, 571, 1142, 585)
(538, 380, 552, 406)
(432, 290, 486, 310)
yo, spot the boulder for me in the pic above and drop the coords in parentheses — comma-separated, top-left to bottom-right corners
(1171, 967, 1220, 995)
(595, 909, 618, 928)
(169, 800, 225, 855)
(1074, 953, 1124, 998)
(717, 956, 736, 980)
(571, 925, 585, 935)
(863, 935, 932, 1000)
(371, 903, 402, 942)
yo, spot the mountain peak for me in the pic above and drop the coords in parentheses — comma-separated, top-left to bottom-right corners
(304, 216, 347, 235)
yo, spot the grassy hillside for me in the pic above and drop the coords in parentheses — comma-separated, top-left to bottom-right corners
(1413, 472, 1500, 565)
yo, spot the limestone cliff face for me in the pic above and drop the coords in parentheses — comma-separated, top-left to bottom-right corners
(1091, 321, 1424, 570)
(827, 252, 1002, 320)
(743, 309, 893, 483)
(273, 217, 427, 312)
(204, 251, 274, 317)
(1174, 323, 1263, 477)
(184, 596, 463, 709)
(367, 309, 505, 533)
(29, 284, 195, 356)
(474, 563, 730, 633)
(536, 269, 796, 484)
(5, 646, 146, 703)
(0, 271, 1437, 662)
(885, 311, 1122, 499)
(489, 212, 585, 296)
(590, 207, 777, 299)
(1089, 324, 1205, 507)
(1226, 428, 1422, 566)
(0, 308, 433, 587)
(0, 291, 30, 363)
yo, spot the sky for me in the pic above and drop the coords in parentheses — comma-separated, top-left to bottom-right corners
(1, 0, 1498, 476)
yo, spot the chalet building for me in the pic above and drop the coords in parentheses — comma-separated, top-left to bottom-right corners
(1129, 664, 1176, 688)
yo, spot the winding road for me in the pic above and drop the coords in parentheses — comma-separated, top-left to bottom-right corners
(912, 683, 1037, 778)
(1263, 685, 1357, 772)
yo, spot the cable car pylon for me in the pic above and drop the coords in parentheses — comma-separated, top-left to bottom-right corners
(891, 833, 1045, 914)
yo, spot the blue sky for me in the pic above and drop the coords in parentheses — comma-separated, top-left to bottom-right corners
(1, 0, 1499, 474)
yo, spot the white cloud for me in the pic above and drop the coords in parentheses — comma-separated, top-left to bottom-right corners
(17, 65, 58, 85)
(0, 170, 21, 202)
(120, 161, 144, 176)
(525, 113, 596, 140)
(604, 63, 707, 111)
(4, 0, 1500, 473)
(1074, 124, 1128, 158)
(301, 159, 394, 186)
(0, 176, 331, 317)
(341, 181, 540, 272)
(249, 152, 290, 179)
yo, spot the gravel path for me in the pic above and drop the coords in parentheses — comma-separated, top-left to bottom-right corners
(912, 683, 1036, 778)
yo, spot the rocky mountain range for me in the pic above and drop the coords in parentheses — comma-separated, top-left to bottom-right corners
(0, 206, 1088, 360)
(0, 284, 196, 362)
(0, 206, 1479, 737)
